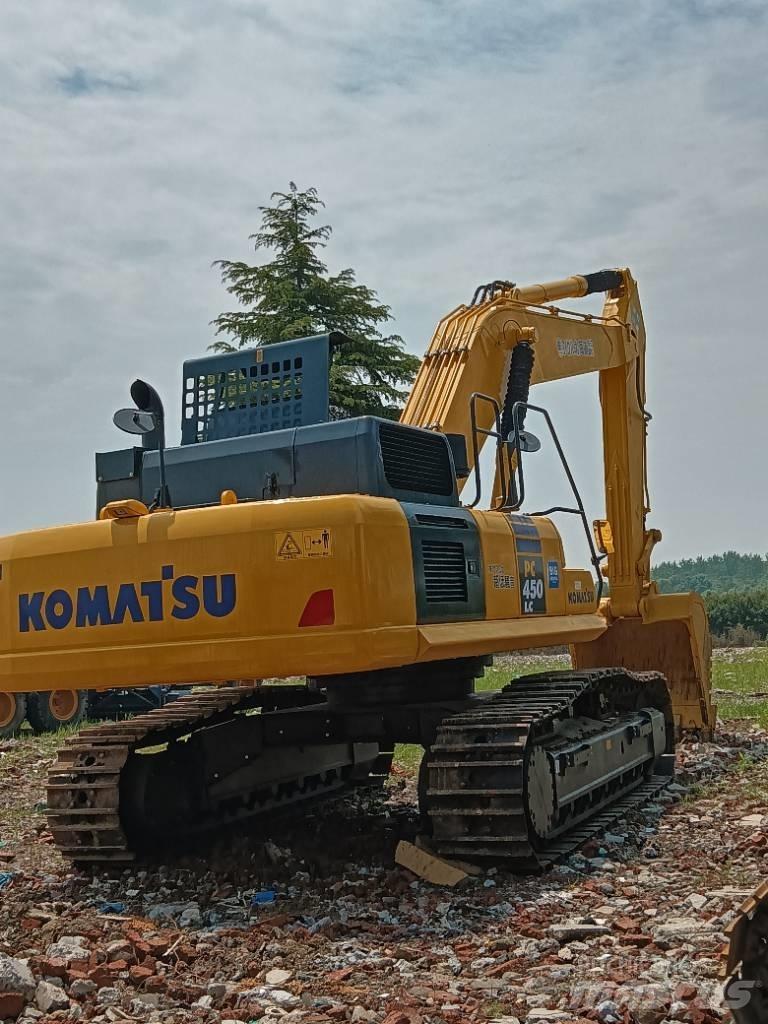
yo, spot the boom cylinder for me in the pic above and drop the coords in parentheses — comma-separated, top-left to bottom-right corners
(512, 269, 624, 306)
(501, 342, 535, 439)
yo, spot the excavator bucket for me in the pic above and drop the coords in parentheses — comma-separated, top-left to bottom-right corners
(572, 591, 715, 736)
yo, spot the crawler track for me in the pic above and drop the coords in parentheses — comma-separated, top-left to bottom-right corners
(424, 669, 674, 870)
(46, 685, 361, 864)
(48, 668, 675, 871)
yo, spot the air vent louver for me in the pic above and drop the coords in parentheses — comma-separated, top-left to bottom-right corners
(421, 540, 468, 603)
(414, 513, 469, 529)
(379, 424, 454, 496)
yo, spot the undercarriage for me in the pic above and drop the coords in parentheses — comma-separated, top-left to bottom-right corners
(47, 659, 675, 870)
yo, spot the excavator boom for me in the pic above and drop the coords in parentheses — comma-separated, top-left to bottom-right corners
(402, 268, 713, 732)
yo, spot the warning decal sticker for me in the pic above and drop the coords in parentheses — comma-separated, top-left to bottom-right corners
(275, 528, 333, 560)
(275, 533, 302, 560)
(302, 528, 333, 558)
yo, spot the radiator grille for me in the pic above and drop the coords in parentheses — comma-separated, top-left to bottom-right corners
(414, 513, 469, 529)
(379, 424, 454, 496)
(421, 540, 468, 603)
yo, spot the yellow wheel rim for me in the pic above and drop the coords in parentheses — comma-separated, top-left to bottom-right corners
(50, 690, 79, 723)
(0, 693, 17, 729)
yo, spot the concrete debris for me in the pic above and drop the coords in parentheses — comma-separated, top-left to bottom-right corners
(2, 659, 768, 1023)
(653, 916, 713, 939)
(96, 986, 121, 1006)
(548, 921, 611, 942)
(685, 891, 709, 910)
(35, 979, 69, 1012)
(738, 813, 764, 827)
(265, 967, 293, 985)
(46, 936, 90, 962)
(70, 979, 97, 998)
(0, 954, 36, 996)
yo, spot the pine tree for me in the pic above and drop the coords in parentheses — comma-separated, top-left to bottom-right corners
(211, 183, 420, 418)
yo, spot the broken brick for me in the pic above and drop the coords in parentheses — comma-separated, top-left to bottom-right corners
(0, 992, 26, 1019)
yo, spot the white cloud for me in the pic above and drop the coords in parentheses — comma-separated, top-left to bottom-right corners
(0, 0, 766, 562)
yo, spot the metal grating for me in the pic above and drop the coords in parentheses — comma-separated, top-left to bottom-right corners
(180, 335, 332, 445)
(415, 513, 469, 529)
(421, 540, 468, 603)
(379, 423, 454, 496)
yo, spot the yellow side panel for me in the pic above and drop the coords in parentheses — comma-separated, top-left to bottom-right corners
(470, 510, 521, 619)
(0, 496, 610, 695)
(0, 496, 419, 692)
(473, 510, 598, 620)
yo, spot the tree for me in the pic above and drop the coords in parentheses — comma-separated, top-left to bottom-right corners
(211, 183, 421, 419)
(653, 551, 768, 594)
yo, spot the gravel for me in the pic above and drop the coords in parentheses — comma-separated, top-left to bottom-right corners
(1, 716, 768, 1022)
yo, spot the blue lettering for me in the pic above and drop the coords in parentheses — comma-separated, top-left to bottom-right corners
(202, 574, 236, 618)
(112, 583, 145, 624)
(19, 592, 46, 632)
(45, 589, 73, 630)
(140, 581, 164, 621)
(171, 575, 199, 620)
(18, 570, 237, 632)
(76, 585, 113, 627)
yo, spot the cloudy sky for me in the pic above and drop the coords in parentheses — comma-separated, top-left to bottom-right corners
(1, 0, 766, 564)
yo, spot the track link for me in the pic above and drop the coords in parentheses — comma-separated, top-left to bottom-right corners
(46, 685, 349, 865)
(424, 669, 673, 870)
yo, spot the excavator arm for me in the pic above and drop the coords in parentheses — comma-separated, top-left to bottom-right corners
(402, 269, 714, 733)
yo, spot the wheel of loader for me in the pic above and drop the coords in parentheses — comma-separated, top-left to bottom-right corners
(0, 692, 28, 738)
(26, 690, 88, 734)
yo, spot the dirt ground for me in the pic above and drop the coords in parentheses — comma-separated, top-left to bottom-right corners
(2, 658, 768, 1024)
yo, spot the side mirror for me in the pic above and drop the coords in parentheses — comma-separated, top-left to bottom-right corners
(113, 408, 158, 435)
(112, 380, 171, 510)
(509, 429, 541, 454)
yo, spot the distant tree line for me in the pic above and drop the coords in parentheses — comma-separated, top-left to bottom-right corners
(653, 551, 768, 595)
(704, 589, 768, 645)
(652, 552, 768, 644)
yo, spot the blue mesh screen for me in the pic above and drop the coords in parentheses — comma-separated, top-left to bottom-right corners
(181, 335, 331, 445)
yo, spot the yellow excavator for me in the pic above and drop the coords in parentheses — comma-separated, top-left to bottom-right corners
(0, 267, 713, 866)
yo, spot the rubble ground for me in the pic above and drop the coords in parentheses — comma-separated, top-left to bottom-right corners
(1, 648, 768, 1024)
